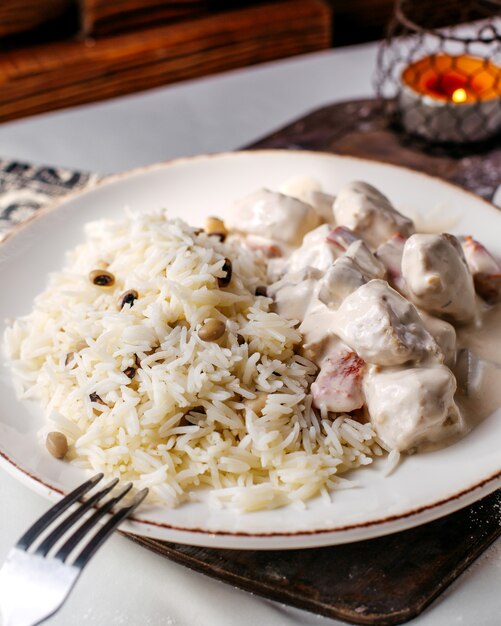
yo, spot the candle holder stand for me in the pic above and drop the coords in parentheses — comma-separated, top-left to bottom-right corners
(375, 0, 501, 144)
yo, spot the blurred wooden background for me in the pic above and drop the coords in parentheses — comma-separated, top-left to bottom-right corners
(0, 0, 395, 123)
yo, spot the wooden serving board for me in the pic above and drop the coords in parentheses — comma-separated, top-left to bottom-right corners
(0, 100, 499, 625)
(127, 100, 501, 625)
(250, 98, 501, 201)
(129, 490, 501, 626)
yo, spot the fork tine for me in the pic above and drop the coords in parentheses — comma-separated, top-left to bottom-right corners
(73, 488, 149, 569)
(35, 478, 119, 557)
(16, 473, 104, 550)
(55, 482, 134, 562)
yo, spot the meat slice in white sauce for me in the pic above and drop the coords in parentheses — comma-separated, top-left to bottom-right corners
(318, 241, 386, 310)
(238, 180, 495, 459)
(239, 234, 285, 259)
(269, 266, 323, 323)
(333, 181, 415, 248)
(305, 190, 336, 223)
(286, 224, 341, 273)
(418, 311, 457, 367)
(283, 225, 376, 277)
(344, 240, 386, 281)
(326, 226, 361, 251)
(401, 233, 477, 324)
(364, 364, 463, 451)
(331, 279, 442, 366)
(375, 234, 407, 292)
(279, 177, 336, 224)
(311, 344, 366, 413)
(318, 257, 366, 310)
(459, 235, 501, 304)
(228, 188, 320, 246)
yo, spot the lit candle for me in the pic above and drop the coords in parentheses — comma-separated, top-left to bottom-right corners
(399, 54, 501, 142)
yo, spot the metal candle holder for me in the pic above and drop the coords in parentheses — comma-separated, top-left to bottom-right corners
(375, 0, 501, 144)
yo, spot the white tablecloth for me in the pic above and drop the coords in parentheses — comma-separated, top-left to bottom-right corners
(0, 41, 499, 626)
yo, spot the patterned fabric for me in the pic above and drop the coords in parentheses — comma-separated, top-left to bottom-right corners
(0, 159, 99, 241)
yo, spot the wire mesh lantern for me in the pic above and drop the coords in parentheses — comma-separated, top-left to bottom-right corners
(375, 0, 501, 144)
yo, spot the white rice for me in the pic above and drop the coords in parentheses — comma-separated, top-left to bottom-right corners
(3, 209, 388, 511)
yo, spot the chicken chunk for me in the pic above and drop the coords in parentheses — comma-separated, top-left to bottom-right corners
(318, 257, 366, 310)
(459, 235, 501, 304)
(375, 234, 407, 292)
(311, 345, 366, 414)
(333, 181, 415, 248)
(228, 188, 320, 246)
(239, 234, 285, 259)
(318, 241, 385, 310)
(364, 364, 463, 451)
(402, 233, 477, 324)
(326, 226, 361, 251)
(344, 240, 386, 281)
(286, 224, 341, 273)
(279, 177, 336, 224)
(332, 280, 442, 366)
(268, 267, 323, 323)
(418, 311, 456, 367)
(306, 190, 336, 223)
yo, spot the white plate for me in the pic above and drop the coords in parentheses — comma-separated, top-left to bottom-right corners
(1, 150, 500, 549)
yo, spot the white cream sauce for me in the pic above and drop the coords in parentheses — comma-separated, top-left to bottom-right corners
(233, 178, 501, 454)
(455, 304, 501, 426)
(331, 280, 441, 367)
(227, 188, 320, 246)
(364, 363, 462, 452)
(402, 233, 477, 323)
(333, 181, 415, 248)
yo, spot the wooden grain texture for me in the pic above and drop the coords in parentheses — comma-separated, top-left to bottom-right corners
(0, 0, 72, 39)
(79, 0, 209, 36)
(251, 98, 501, 200)
(127, 490, 501, 626)
(126, 99, 501, 626)
(0, 0, 331, 123)
(327, 0, 395, 46)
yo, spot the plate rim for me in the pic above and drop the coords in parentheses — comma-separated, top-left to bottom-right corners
(1, 148, 500, 544)
(4, 148, 501, 246)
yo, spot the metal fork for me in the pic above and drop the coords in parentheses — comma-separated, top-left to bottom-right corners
(0, 474, 148, 626)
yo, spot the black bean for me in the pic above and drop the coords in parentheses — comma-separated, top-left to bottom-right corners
(89, 269, 115, 287)
(89, 392, 105, 405)
(217, 258, 232, 288)
(123, 367, 136, 379)
(190, 405, 206, 415)
(119, 290, 139, 309)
